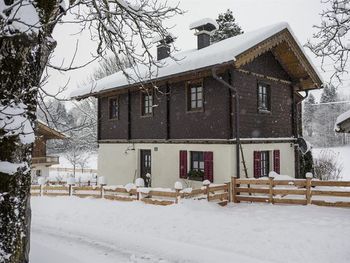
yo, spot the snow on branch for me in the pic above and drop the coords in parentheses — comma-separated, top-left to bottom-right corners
(306, 0, 350, 82)
(0, 161, 28, 175)
(0, 100, 35, 145)
(70, 0, 183, 87)
(0, 0, 41, 36)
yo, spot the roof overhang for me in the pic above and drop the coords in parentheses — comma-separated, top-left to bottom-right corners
(36, 121, 66, 140)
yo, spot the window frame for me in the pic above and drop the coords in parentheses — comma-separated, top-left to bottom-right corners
(186, 80, 204, 112)
(257, 82, 271, 113)
(141, 90, 154, 117)
(259, 151, 270, 177)
(108, 96, 119, 120)
(189, 151, 205, 181)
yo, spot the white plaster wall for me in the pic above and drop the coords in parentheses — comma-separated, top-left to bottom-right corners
(98, 142, 295, 188)
(239, 142, 296, 178)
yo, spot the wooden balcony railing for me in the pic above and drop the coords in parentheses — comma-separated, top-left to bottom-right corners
(32, 156, 59, 165)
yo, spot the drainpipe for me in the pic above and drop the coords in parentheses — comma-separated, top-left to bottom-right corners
(212, 66, 240, 178)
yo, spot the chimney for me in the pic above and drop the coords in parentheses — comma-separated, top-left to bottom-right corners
(189, 18, 218, 50)
(153, 34, 175, 61)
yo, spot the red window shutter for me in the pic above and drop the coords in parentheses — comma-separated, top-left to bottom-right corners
(204, 151, 214, 183)
(253, 151, 261, 178)
(179, 151, 188, 179)
(273, 150, 280, 174)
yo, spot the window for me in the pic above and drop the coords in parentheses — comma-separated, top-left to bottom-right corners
(180, 151, 214, 182)
(260, 151, 270, 177)
(254, 151, 270, 178)
(188, 82, 203, 111)
(189, 151, 204, 181)
(258, 83, 270, 112)
(109, 97, 118, 119)
(142, 92, 153, 116)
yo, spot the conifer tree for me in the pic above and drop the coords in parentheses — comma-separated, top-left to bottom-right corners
(211, 9, 243, 43)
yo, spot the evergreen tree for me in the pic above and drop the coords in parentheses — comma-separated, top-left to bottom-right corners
(320, 84, 338, 103)
(211, 9, 243, 43)
(303, 93, 316, 137)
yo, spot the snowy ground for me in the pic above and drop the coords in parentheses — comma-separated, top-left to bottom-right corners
(313, 145, 350, 180)
(30, 197, 350, 263)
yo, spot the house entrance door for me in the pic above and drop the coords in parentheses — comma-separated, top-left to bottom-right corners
(140, 150, 152, 187)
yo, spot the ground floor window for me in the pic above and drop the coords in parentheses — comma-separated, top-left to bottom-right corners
(260, 151, 270, 177)
(189, 151, 205, 181)
(179, 150, 214, 182)
(254, 150, 280, 178)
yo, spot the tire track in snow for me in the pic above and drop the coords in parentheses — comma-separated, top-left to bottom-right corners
(31, 225, 172, 263)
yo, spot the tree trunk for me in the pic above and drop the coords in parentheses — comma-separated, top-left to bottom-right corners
(0, 32, 51, 262)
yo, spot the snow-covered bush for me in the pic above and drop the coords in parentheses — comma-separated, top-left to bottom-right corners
(313, 149, 343, 180)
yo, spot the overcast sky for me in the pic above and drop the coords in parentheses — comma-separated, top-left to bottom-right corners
(47, 0, 350, 101)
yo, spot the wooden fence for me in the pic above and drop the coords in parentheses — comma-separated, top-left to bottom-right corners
(232, 177, 350, 208)
(31, 183, 230, 206)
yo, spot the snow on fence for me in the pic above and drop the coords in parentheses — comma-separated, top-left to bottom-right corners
(30, 183, 230, 206)
(232, 175, 350, 208)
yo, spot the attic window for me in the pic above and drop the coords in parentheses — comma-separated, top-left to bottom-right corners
(258, 83, 270, 112)
(109, 97, 119, 119)
(187, 81, 203, 111)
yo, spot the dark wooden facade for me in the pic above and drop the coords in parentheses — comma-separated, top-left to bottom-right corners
(97, 51, 300, 142)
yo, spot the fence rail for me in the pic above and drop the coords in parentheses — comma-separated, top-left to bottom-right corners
(31, 183, 230, 206)
(232, 177, 350, 208)
(31, 177, 350, 208)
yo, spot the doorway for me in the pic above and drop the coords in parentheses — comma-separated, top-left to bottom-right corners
(140, 150, 152, 187)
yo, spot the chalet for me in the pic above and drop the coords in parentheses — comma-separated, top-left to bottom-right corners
(31, 121, 66, 181)
(71, 21, 322, 188)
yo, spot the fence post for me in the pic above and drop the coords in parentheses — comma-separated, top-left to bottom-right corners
(175, 189, 180, 204)
(206, 185, 210, 201)
(68, 184, 72, 196)
(225, 182, 231, 202)
(268, 176, 274, 204)
(232, 176, 239, 203)
(305, 173, 313, 205)
(40, 184, 43, 197)
(100, 184, 105, 199)
(136, 186, 140, 201)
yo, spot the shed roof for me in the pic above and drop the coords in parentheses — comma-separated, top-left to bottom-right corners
(71, 22, 323, 100)
(335, 109, 350, 133)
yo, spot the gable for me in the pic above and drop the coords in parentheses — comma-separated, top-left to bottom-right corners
(242, 51, 291, 81)
(234, 29, 322, 90)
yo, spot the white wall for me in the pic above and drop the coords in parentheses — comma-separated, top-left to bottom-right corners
(239, 142, 296, 178)
(98, 142, 295, 187)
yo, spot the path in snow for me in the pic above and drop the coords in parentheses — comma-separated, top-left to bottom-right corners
(31, 225, 167, 263)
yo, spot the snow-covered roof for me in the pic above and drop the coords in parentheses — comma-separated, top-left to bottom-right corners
(335, 109, 350, 133)
(189, 18, 219, 30)
(37, 120, 67, 139)
(71, 22, 322, 99)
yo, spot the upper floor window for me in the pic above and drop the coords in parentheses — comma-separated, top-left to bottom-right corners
(188, 81, 203, 111)
(258, 83, 270, 112)
(142, 91, 153, 116)
(109, 97, 118, 119)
